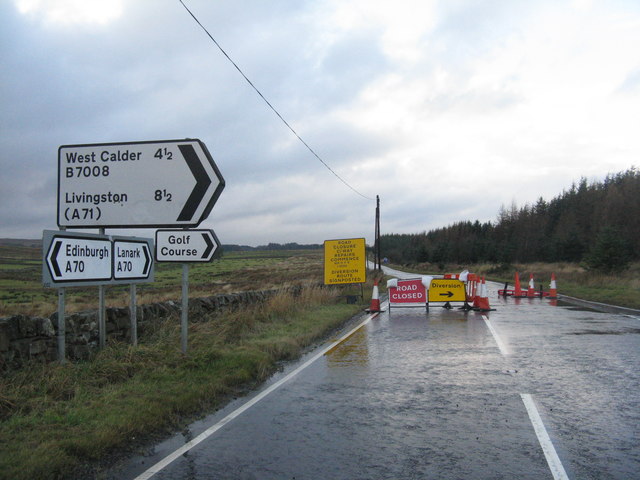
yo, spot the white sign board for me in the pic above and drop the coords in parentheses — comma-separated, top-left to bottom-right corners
(112, 237, 153, 280)
(155, 229, 220, 262)
(42, 230, 155, 287)
(57, 139, 225, 228)
(43, 231, 112, 286)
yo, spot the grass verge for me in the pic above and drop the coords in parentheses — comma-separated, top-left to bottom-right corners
(0, 285, 363, 480)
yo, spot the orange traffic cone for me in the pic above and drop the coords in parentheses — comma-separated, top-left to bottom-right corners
(514, 271, 523, 297)
(548, 273, 558, 299)
(367, 280, 381, 313)
(475, 276, 494, 311)
(527, 274, 536, 298)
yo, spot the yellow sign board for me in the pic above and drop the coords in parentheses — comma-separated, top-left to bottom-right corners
(428, 278, 467, 302)
(324, 238, 366, 285)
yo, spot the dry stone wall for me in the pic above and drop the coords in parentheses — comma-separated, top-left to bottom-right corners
(0, 288, 298, 372)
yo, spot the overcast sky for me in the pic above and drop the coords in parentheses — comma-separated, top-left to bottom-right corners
(2, 0, 639, 246)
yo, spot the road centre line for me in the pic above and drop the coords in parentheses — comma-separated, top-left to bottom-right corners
(134, 308, 381, 480)
(482, 315, 509, 355)
(482, 313, 569, 479)
(521, 394, 570, 480)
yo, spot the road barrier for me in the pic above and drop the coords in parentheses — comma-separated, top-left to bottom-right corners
(386, 271, 494, 313)
(499, 272, 558, 299)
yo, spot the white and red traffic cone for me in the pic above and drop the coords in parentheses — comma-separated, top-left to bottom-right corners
(475, 276, 494, 311)
(548, 273, 558, 299)
(367, 280, 381, 313)
(527, 274, 536, 298)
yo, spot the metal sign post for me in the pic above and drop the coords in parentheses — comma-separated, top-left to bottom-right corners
(130, 284, 137, 346)
(98, 228, 106, 349)
(181, 263, 189, 354)
(57, 288, 65, 363)
(43, 230, 155, 352)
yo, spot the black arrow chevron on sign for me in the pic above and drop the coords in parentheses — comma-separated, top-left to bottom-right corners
(177, 144, 212, 222)
(439, 291, 455, 298)
(202, 232, 214, 259)
(49, 239, 63, 277)
(143, 244, 151, 275)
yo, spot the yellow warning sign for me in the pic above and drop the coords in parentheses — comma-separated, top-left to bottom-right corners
(324, 238, 366, 285)
(428, 278, 467, 302)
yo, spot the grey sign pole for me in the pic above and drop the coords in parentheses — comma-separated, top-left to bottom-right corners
(130, 284, 137, 346)
(181, 263, 189, 354)
(57, 287, 66, 363)
(57, 226, 66, 363)
(98, 228, 106, 349)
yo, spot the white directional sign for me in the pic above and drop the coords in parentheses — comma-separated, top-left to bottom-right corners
(57, 139, 225, 228)
(112, 237, 154, 280)
(43, 231, 112, 286)
(42, 230, 155, 287)
(155, 229, 220, 262)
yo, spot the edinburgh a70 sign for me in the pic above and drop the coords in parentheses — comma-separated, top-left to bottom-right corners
(58, 139, 225, 228)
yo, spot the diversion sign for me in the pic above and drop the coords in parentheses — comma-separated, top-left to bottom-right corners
(324, 238, 366, 285)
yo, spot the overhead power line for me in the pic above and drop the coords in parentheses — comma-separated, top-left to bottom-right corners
(178, 0, 373, 201)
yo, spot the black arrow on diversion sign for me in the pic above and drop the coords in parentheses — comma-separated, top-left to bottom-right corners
(177, 144, 212, 222)
(439, 291, 455, 298)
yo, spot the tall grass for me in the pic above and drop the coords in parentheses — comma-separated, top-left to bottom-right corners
(0, 284, 359, 480)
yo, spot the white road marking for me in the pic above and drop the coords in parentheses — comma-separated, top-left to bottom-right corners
(521, 394, 570, 480)
(134, 308, 381, 479)
(482, 314, 509, 355)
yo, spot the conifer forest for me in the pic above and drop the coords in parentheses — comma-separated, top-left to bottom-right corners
(380, 168, 639, 273)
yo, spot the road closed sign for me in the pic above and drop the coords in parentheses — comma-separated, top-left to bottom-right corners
(389, 278, 427, 307)
(323, 238, 366, 285)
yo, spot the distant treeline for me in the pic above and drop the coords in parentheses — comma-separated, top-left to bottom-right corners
(381, 168, 639, 271)
(223, 242, 322, 252)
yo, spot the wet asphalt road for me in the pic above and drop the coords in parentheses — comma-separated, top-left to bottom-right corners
(110, 277, 640, 480)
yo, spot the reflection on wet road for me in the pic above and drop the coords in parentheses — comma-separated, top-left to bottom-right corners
(112, 281, 640, 480)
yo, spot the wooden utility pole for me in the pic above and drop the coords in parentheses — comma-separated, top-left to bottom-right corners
(375, 195, 381, 271)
